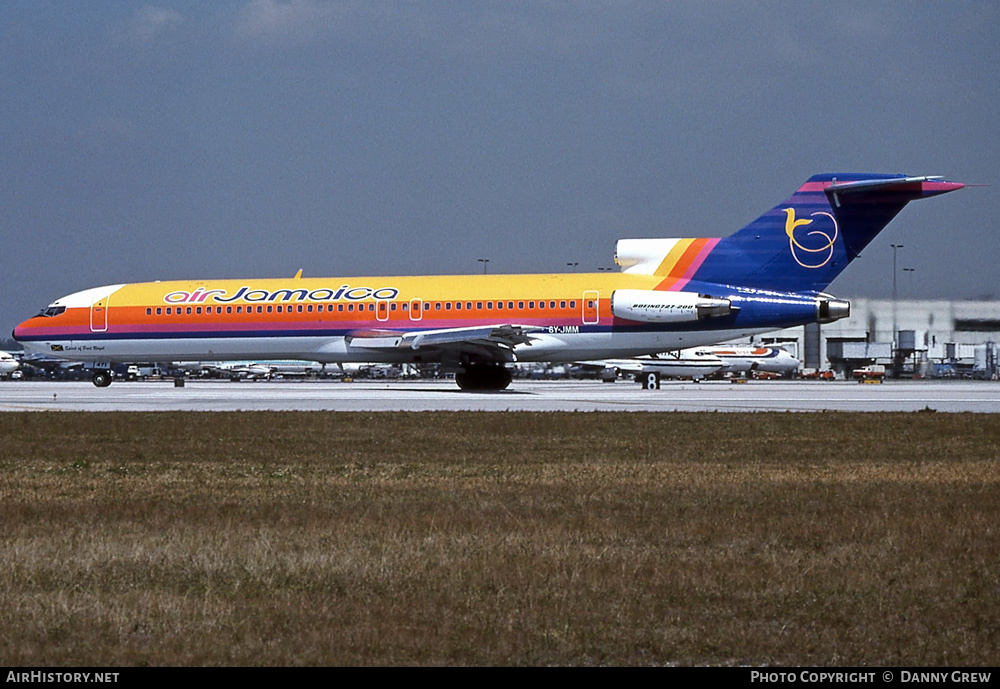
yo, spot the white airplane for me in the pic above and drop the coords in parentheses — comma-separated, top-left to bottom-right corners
(175, 359, 327, 380)
(0, 351, 20, 374)
(687, 346, 799, 376)
(578, 349, 725, 385)
(174, 361, 275, 380)
(580, 345, 798, 386)
(263, 360, 327, 377)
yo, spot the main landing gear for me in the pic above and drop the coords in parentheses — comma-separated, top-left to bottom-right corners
(91, 370, 113, 388)
(455, 364, 513, 391)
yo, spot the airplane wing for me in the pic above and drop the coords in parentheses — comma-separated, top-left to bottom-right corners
(346, 325, 543, 363)
(20, 353, 84, 371)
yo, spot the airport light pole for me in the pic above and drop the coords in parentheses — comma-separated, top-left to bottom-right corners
(478, 258, 489, 274)
(902, 267, 915, 297)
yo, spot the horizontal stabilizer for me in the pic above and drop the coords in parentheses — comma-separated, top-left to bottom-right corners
(826, 176, 961, 194)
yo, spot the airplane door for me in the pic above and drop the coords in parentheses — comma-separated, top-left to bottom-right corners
(409, 299, 423, 322)
(583, 291, 599, 325)
(377, 300, 389, 322)
(90, 296, 110, 332)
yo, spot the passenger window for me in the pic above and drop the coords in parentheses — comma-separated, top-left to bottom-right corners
(518, 301, 524, 309)
(445, 303, 451, 310)
(146, 308, 152, 315)
(156, 308, 162, 315)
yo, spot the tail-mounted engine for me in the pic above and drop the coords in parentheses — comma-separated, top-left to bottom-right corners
(611, 289, 735, 323)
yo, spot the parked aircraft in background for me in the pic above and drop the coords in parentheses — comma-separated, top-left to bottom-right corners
(580, 345, 799, 387)
(174, 360, 327, 380)
(13, 174, 963, 390)
(0, 351, 20, 374)
(173, 361, 275, 380)
(576, 350, 725, 383)
(694, 346, 799, 376)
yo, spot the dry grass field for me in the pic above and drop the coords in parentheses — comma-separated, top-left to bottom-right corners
(0, 412, 997, 666)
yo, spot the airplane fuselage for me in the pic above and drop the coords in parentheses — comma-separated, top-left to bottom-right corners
(12, 173, 963, 390)
(13, 272, 820, 366)
(0, 352, 19, 374)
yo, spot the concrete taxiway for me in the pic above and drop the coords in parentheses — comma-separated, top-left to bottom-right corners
(0, 379, 997, 412)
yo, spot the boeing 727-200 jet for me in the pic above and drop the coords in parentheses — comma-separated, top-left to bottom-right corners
(13, 173, 963, 390)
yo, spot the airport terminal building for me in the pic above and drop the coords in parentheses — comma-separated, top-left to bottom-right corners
(752, 299, 1000, 379)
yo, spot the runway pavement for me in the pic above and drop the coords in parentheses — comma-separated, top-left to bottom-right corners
(1, 378, 997, 412)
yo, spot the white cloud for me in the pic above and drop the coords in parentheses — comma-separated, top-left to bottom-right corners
(233, 0, 345, 45)
(120, 5, 185, 45)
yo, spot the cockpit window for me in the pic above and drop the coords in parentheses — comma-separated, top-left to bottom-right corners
(38, 306, 66, 317)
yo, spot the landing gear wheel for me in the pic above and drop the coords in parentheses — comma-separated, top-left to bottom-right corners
(92, 370, 113, 388)
(455, 365, 513, 391)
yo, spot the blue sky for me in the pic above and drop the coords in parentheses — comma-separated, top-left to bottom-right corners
(2, 1, 996, 334)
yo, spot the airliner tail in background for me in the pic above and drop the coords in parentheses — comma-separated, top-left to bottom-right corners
(13, 173, 963, 390)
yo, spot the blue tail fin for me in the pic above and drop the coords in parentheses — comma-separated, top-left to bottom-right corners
(689, 173, 963, 293)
